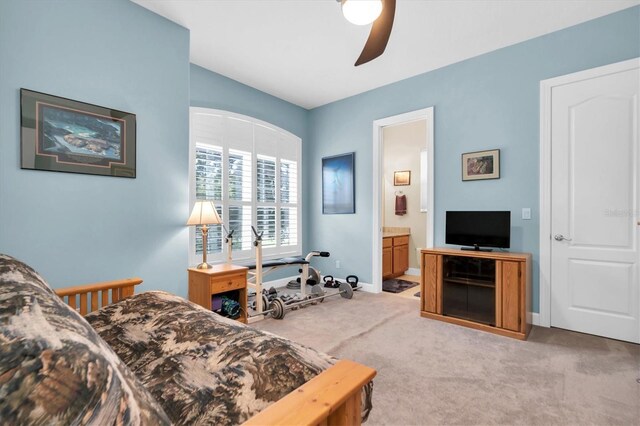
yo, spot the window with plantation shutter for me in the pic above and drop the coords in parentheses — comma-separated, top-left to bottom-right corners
(189, 108, 301, 265)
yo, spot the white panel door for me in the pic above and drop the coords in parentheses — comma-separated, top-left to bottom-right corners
(551, 65, 639, 343)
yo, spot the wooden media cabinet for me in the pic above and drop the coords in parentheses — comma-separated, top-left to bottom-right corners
(420, 248, 532, 340)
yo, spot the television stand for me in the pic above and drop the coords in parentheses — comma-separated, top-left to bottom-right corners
(460, 245, 493, 252)
(420, 248, 531, 340)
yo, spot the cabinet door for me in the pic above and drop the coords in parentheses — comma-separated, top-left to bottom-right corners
(400, 245, 409, 272)
(502, 261, 521, 332)
(393, 244, 409, 274)
(422, 254, 438, 313)
(382, 247, 393, 278)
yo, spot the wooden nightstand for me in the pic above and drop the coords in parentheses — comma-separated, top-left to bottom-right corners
(188, 264, 249, 323)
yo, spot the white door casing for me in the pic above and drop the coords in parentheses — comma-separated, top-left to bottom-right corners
(540, 59, 639, 343)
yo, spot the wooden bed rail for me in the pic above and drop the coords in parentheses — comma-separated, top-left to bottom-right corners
(243, 359, 376, 426)
(55, 277, 143, 315)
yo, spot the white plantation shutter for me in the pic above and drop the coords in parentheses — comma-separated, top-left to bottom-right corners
(280, 159, 298, 246)
(190, 108, 301, 264)
(227, 149, 252, 251)
(280, 160, 297, 204)
(257, 207, 277, 248)
(228, 206, 252, 251)
(228, 150, 252, 202)
(256, 155, 277, 248)
(194, 144, 223, 255)
(280, 207, 297, 246)
(195, 144, 222, 200)
(257, 156, 277, 203)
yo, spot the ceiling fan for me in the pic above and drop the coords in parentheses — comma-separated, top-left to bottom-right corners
(338, 0, 397, 66)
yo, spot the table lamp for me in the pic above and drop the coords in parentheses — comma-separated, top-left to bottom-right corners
(187, 200, 222, 269)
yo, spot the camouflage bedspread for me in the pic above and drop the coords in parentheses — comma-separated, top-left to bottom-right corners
(85, 291, 373, 425)
(0, 255, 171, 425)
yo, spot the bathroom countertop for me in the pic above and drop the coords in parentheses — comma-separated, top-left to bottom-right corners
(382, 232, 410, 238)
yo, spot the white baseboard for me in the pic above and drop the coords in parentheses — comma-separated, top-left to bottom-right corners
(531, 312, 541, 326)
(328, 277, 375, 293)
(406, 268, 420, 276)
(353, 281, 375, 293)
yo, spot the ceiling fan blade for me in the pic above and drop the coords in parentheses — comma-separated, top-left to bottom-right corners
(354, 0, 396, 66)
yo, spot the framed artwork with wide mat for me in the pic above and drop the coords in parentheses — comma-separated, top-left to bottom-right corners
(20, 88, 136, 178)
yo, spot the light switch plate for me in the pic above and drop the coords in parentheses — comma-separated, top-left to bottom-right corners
(522, 208, 531, 220)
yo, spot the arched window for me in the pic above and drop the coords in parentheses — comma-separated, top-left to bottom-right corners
(189, 108, 301, 264)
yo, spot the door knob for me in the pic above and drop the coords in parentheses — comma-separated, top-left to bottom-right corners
(554, 234, 572, 241)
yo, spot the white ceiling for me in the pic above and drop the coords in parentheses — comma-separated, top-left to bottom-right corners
(132, 0, 639, 109)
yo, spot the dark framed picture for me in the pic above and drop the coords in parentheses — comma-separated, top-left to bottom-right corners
(394, 170, 411, 186)
(462, 149, 500, 181)
(20, 89, 136, 178)
(322, 152, 355, 214)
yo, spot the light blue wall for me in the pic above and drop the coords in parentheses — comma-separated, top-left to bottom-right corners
(1, 1, 637, 311)
(191, 64, 308, 141)
(0, 0, 191, 295)
(306, 6, 640, 312)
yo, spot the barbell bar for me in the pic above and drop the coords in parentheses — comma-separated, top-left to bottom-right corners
(250, 282, 360, 320)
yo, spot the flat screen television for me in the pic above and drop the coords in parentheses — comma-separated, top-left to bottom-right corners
(446, 211, 511, 250)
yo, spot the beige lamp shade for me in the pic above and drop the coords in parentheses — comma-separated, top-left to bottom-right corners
(187, 200, 222, 226)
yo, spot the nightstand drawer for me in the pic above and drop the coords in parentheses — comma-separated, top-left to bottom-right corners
(210, 274, 246, 293)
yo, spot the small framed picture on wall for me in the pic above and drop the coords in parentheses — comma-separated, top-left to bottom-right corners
(393, 170, 411, 186)
(462, 149, 500, 181)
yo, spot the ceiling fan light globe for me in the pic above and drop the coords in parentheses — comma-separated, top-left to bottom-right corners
(341, 0, 383, 26)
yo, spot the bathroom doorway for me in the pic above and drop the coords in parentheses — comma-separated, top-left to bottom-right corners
(372, 107, 434, 295)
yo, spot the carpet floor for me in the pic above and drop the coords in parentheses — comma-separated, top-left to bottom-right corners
(253, 291, 640, 425)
